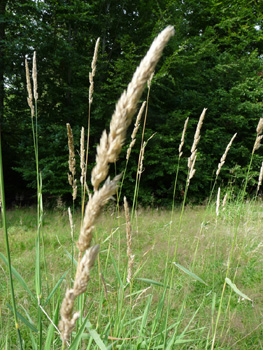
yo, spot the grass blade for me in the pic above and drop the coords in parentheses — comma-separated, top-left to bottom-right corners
(69, 314, 90, 350)
(85, 320, 107, 349)
(225, 278, 252, 301)
(44, 302, 60, 350)
(136, 278, 168, 288)
(43, 271, 68, 307)
(173, 262, 208, 285)
(7, 303, 38, 333)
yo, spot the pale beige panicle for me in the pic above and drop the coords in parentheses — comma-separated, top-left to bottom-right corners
(78, 174, 121, 252)
(25, 58, 34, 117)
(72, 179, 77, 201)
(256, 118, 263, 135)
(187, 154, 197, 185)
(68, 207, 74, 240)
(33, 51, 38, 101)
(188, 108, 207, 172)
(59, 245, 100, 343)
(124, 197, 134, 283)
(74, 245, 100, 295)
(253, 135, 263, 153)
(80, 127, 85, 185)
(66, 123, 76, 177)
(190, 108, 207, 154)
(257, 161, 263, 193)
(89, 38, 100, 104)
(107, 26, 174, 162)
(92, 26, 174, 190)
(139, 142, 146, 175)
(147, 72, 154, 89)
(216, 133, 237, 177)
(126, 101, 146, 161)
(91, 130, 110, 191)
(59, 288, 80, 343)
(216, 187, 220, 217)
(179, 117, 189, 158)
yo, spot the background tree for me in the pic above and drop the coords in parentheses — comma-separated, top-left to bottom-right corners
(2, 0, 263, 206)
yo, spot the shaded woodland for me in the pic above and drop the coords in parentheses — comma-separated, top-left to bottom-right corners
(1, 0, 263, 206)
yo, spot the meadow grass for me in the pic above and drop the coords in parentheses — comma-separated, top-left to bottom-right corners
(1, 202, 263, 349)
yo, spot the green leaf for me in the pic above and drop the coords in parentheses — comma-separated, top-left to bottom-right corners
(7, 303, 38, 333)
(85, 320, 107, 350)
(69, 314, 89, 350)
(225, 278, 252, 301)
(135, 278, 168, 288)
(173, 262, 208, 285)
(44, 302, 60, 350)
(43, 271, 68, 307)
(0, 253, 35, 300)
(64, 249, 78, 267)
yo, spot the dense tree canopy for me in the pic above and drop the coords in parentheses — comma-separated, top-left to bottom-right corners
(1, 0, 263, 206)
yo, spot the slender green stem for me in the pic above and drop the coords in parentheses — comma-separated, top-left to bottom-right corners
(0, 132, 23, 349)
(211, 155, 254, 349)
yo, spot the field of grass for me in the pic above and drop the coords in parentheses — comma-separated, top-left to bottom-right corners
(1, 26, 263, 349)
(1, 201, 263, 349)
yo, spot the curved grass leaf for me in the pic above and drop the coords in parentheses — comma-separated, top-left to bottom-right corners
(43, 271, 68, 307)
(44, 302, 60, 350)
(135, 278, 168, 288)
(7, 303, 38, 333)
(69, 314, 89, 350)
(85, 320, 107, 350)
(225, 278, 252, 301)
(173, 262, 208, 285)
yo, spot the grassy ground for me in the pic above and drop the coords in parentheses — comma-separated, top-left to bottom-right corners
(1, 201, 263, 349)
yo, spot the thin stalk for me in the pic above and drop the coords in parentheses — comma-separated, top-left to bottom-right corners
(131, 83, 151, 221)
(211, 155, 254, 350)
(0, 132, 23, 349)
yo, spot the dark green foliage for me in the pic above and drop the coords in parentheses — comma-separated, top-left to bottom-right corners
(2, 0, 263, 205)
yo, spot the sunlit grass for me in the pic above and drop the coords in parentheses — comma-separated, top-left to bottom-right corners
(1, 202, 263, 348)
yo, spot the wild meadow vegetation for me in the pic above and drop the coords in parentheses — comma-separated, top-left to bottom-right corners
(1, 23, 263, 350)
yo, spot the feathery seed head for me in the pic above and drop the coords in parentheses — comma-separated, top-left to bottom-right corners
(25, 58, 34, 117)
(33, 51, 38, 101)
(179, 117, 189, 157)
(256, 118, 263, 135)
(216, 133, 237, 177)
(78, 174, 121, 252)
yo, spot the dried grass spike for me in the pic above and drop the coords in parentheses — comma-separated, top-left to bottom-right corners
(92, 26, 174, 190)
(257, 161, 263, 193)
(33, 51, 38, 101)
(216, 133, 237, 177)
(179, 117, 189, 158)
(256, 118, 263, 136)
(25, 58, 34, 117)
(78, 174, 121, 252)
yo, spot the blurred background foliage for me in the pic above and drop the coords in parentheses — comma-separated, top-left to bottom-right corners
(1, 0, 263, 206)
